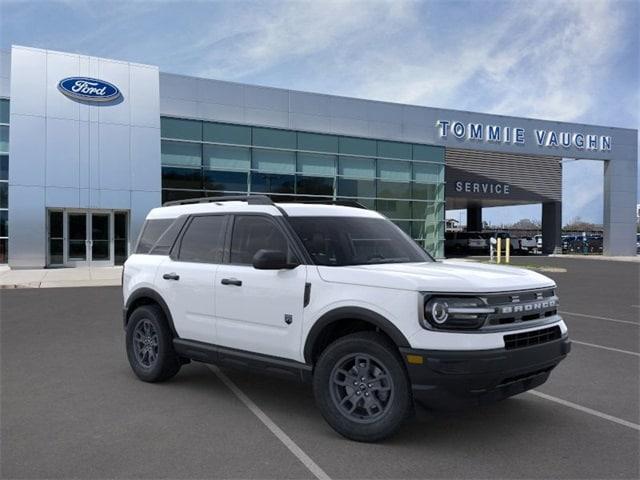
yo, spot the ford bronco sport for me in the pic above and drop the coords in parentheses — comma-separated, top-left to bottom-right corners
(123, 195, 570, 441)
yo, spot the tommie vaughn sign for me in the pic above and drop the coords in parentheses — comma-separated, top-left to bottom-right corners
(58, 77, 121, 102)
(436, 120, 612, 152)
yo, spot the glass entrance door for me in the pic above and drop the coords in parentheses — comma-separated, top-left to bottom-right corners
(90, 213, 111, 266)
(47, 209, 129, 267)
(67, 213, 88, 265)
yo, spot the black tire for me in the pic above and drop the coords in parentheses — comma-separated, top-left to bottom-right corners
(126, 304, 181, 382)
(313, 331, 412, 442)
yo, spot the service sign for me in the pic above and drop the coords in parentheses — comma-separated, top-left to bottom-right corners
(58, 77, 121, 102)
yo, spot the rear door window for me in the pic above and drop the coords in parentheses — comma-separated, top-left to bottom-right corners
(178, 215, 228, 264)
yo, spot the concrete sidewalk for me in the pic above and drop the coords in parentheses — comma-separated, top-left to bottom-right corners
(0, 266, 122, 289)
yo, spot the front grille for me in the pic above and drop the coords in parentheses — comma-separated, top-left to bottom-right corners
(504, 326, 561, 350)
(483, 289, 558, 328)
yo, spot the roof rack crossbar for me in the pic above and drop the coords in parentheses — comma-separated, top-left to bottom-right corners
(163, 195, 274, 207)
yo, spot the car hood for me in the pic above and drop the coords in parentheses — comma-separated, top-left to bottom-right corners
(316, 259, 555, 293)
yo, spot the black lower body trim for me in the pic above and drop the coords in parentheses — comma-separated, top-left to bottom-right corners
(173, 339, 312, 382)
(399, 335, 571, 409)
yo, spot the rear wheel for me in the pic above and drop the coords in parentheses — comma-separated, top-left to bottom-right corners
(313, 332, 412, 442)
(126, 304, 181, 382)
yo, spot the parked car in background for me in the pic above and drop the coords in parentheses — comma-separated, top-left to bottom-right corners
(519, 236, 537, 254)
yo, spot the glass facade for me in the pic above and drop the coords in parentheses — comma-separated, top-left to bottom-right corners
(160, 117, 445, 257)
(0, 99, 8, 263)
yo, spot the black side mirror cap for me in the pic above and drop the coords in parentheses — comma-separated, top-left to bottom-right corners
(252, 249, 298, 270)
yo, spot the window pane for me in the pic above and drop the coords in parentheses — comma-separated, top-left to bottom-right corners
(230, 216, 289, 264)
(48, 211, 63, 238)
(296, 176, 334, 196)
(297, 153, 336, 176)
(251, 172, 295, 194)
(297, 132, 338, 153)
(337, 178, 375, 198)
(0, 126, 8, 154)
(413, 144, 445, 162)
(378, 141, 411, 159)
(162, 189, 201, 204)
(49, 239, 62, 265)
(162, 167, 202, 190)
(376, 199, 411, 219)
(203, 170, 248, 191)
(0, 210, 7, 237)
(161, 117, 201, 141)
(0, 182, 7, 208)
(0, 99, 9, 124)
(179, 215, 227, 263)
(161, 141, 201, 167)
(377, 180, 411, 199)
(252, 127, 296, 149)
(204, 144, 250, 170)
(338, 156, 375, 179)
(412, 182, 439, 201)
(377, 160, 410, 181)
(203, 122, 251, 145)
(413, 163, 443, 183)
(339, 137, 376, 156)
(0, 155, 7, 180)
(252, 149, 295, 174)
(412, 201, 443, 222)
(0, 238, 6, 263)
(136, 219, 173, 254)
(114, 213, 128, 265)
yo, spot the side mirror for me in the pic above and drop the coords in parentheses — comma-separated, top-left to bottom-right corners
(252, 249, 297, 270)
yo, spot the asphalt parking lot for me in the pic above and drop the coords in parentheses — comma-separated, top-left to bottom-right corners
(1, 256, 639, 479)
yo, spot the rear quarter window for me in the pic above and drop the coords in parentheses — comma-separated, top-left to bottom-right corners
(135, 219, 174, 254)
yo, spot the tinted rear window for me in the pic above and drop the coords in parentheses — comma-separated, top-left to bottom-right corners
(136, 219, 174, 254)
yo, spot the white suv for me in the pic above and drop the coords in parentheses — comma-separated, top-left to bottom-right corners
(123, 196, 570, 441)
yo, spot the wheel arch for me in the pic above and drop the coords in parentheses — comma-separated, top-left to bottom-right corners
(124, 288, 179, 338)
(303, 307, 410, 364)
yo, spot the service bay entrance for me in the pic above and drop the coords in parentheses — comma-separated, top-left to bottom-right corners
(47, 210, 129, 267)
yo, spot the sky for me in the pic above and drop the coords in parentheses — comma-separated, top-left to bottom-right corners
(1, 0, 638, 226)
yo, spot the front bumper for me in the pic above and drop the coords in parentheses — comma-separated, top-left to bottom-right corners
(399, 335, 571, 408)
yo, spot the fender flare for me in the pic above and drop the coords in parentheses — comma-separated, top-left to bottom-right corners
(303, 306, 410, 363)
(124, 287, 179, 338)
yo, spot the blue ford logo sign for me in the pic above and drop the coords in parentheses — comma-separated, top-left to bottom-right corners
(58, 77, 121, 102)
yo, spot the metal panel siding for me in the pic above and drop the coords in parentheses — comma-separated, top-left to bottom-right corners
(445, 148, 562, 202)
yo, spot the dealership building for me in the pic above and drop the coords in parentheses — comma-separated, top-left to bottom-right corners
(0, 45, 637, 268)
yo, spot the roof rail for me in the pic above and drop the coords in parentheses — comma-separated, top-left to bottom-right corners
(163, 195, 274, 207)
(278, 199, 369, 209)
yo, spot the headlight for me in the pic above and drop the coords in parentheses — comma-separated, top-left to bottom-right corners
(422, 297, 495, 330)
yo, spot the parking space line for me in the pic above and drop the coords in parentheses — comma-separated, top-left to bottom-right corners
(529, 390, 640, 431)
(209, 365, 331, 480)
(572, 339, 639, 357)
(559, 310, 639, 326)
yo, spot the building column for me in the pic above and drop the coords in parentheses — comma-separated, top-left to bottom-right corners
(542, 201, 562, 254)
(603, 157, 637, 256)
(466, 206, 482, 232)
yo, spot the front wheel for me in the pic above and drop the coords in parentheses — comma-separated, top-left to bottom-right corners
(313, 332, 412, 442)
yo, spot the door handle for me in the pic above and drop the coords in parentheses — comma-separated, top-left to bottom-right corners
(163, 272, 180, 281)
(221, 278, 242, 286)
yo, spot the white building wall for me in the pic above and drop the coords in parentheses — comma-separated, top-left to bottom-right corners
(8, 46, 160, 267)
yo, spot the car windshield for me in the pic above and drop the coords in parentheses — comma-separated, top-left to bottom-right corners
(288, 216, 433, 266)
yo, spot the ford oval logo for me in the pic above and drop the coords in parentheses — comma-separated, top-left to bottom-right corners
(58, 77, 121, 102)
